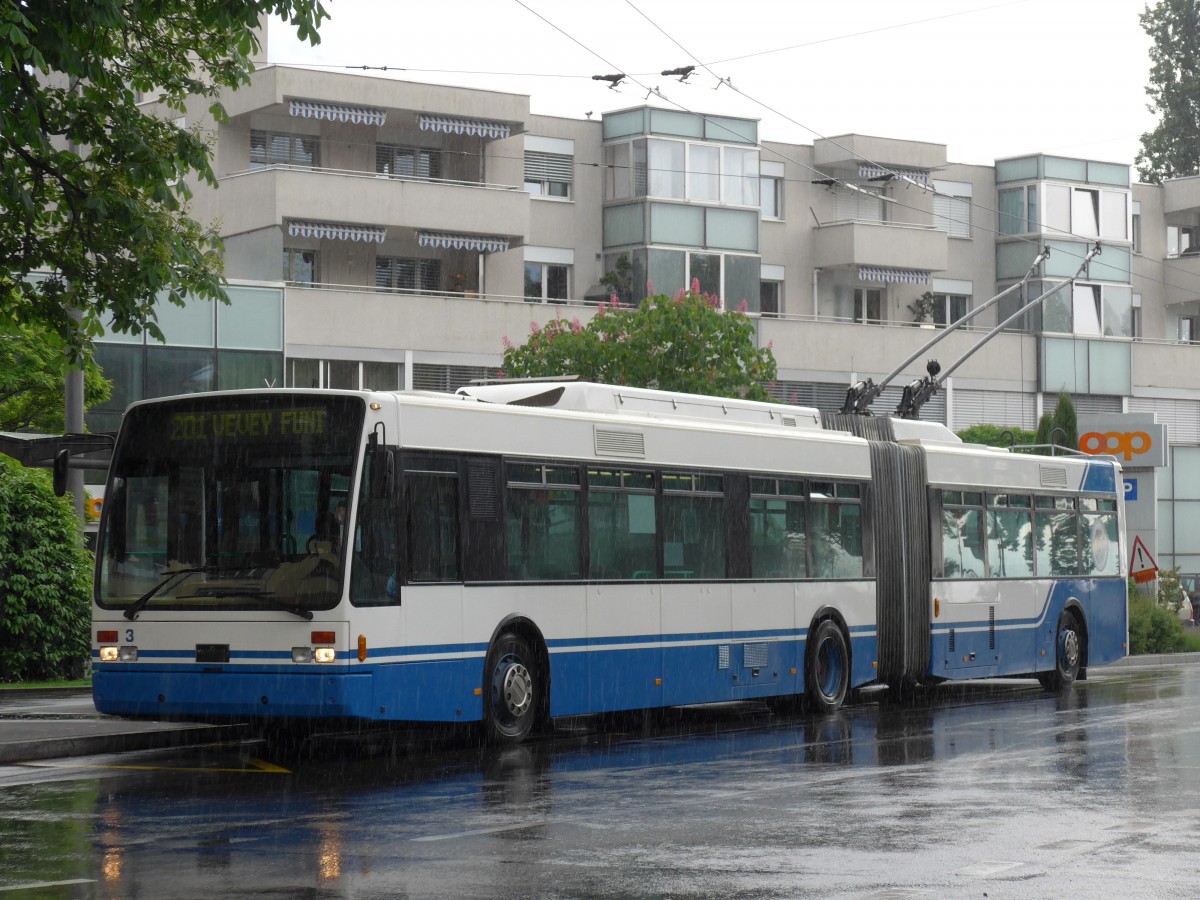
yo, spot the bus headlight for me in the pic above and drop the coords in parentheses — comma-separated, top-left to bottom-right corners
(99, 646, 119, 662)
(314, 647, 336, 664)
(292, 647, 314, 664)
(118, 646, 138, 662)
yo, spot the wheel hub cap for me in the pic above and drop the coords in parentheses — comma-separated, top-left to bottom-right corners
(1062, 630, 1080, 669)
(498, 660, 532, 718)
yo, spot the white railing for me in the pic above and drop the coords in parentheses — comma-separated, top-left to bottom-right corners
(225, 164, 522, 193)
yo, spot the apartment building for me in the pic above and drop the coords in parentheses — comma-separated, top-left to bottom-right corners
(85, 62, 1200, 575)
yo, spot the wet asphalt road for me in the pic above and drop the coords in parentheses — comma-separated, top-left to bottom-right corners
(3, 663, 1200, 898)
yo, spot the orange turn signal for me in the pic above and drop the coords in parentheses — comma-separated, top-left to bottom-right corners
(357, 634, 367, 662)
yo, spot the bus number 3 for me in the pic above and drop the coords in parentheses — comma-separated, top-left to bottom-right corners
(126, 629, 135, 643)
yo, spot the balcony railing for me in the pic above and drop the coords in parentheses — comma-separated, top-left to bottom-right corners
(231, 163, 521, 193)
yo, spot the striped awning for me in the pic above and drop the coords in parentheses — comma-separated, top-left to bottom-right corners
(288, 99, 386, 127)
(287, 220, 386, 243)
(858, 163, 929, 185)
(419, 114, 511, 140)
(418, 231, 509, 253)
(859, 266, 930, 285)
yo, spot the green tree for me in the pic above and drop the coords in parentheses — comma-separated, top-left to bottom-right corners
(1136, 0, 1200, 183)
(1032, 391, 1077, 455)
(0, 455, 92, 681)
(0, 325, 110, 433)
(501, 290, 778, 401)
(0, 0, 327, 355)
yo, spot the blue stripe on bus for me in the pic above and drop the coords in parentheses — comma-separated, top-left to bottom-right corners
(92, 631, 881, 721)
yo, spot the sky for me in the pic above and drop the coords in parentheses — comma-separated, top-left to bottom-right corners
(268, 0, 1158, 168)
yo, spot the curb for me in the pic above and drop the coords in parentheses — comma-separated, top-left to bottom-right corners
(0, 722, 251, 764)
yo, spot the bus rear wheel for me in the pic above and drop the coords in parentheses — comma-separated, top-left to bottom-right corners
(806, 620, 850, 713)
(483, 632, 542, 745)
(1038, 610, 1083, 692)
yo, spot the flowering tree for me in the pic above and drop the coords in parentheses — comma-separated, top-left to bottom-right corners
(501, 285, 777, 401)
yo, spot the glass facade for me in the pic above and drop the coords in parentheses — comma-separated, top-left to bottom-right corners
(88, 286, 285, 434)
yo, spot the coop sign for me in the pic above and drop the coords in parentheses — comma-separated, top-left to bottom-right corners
(1076, 414, 1167, 467)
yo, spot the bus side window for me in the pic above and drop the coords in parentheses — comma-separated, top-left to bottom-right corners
(406, 465, 460, 583)
(941, 491, 985, 579)
(350, 452, 399, 605)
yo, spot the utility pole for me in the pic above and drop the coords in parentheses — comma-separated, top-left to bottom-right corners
(64, 309, 85, 521)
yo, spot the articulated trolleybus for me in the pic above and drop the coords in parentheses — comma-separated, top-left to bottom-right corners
(93, 382, 1127, 743)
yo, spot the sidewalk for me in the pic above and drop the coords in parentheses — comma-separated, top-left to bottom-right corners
(0, 688, 248, 764)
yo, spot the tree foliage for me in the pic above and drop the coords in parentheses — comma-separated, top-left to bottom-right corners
(955, 423, 1037, 448)
(1034, 391, 1078, 454)
(0, 0, 327, 355)
(0, 455, 93, 681)
(0, 325, 110, 433)
(501, 289, 778, 401)
(1136, 0, 1200, 183)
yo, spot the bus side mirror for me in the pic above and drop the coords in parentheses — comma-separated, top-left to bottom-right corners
(371, 448, 394, 500)
(52, 449, 70, 497)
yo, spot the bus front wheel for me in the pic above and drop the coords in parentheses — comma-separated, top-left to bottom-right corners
(483, 632, 542, 745)
(1038, 610, 1083, 692)
(806, 620, 850, 713)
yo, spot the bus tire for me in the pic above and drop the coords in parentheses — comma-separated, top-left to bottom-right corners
(483, 632, 542, 745)
(806, 619, 850, 713)
(1038, 610, 1083, 692)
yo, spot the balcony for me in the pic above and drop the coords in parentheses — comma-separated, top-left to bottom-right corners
(221, 66, 530, 136)
(219, 166, 530, 242)
(813, 221, 948, 274)
(813, 135, 946, 173)
(1162, 176, 1200, 215)
(758, 315, 1035, 391)
(283, 285, 601, 359)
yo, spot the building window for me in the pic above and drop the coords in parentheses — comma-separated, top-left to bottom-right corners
(375, 257, 441, 293)
(524, 151, 573, 199)
(999, 185, 1039, 235)
(1182, 316, 1199, 344)
(854, 288, 882, 324)
(933, 294, 969, 326)
(761, 175, 784, 219)
(1132, 201, 1141, 254)
(688, 144, 720, 202)
(1168, 225, 1200, 258)
(723, 146, 759, 206)
(250, 130, 318, 169)
(376, 144, 441, 179)
(932, 180, 972, 238)
(689, 252, 721, 298)
(834, 185, 886, 224)
(760, 281, 781, 317)
(282, 248, 316, 284)
(524, 263, 569, 301)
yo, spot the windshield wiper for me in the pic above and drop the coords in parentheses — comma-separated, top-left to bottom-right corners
(259, 593, 314, 620)
(200, 588, 314, 621)
(124, 566, 208, 620)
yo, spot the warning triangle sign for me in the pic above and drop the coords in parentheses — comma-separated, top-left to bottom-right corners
(1130, 535, 1158, 584)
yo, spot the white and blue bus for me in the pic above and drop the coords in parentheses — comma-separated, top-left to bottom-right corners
(92, 381, 1128, 742)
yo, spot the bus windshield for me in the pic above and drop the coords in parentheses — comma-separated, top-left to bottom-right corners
(97, 394, 365, 615)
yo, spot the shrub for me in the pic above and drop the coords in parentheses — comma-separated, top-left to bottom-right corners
(1127, 568, 1188, 655)
(0, 455, 92, 681)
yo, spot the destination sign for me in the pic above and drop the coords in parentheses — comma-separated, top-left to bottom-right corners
(169, 407, 327, 442)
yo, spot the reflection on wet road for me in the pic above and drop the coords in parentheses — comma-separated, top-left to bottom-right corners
(4, 664, 1200, 898)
